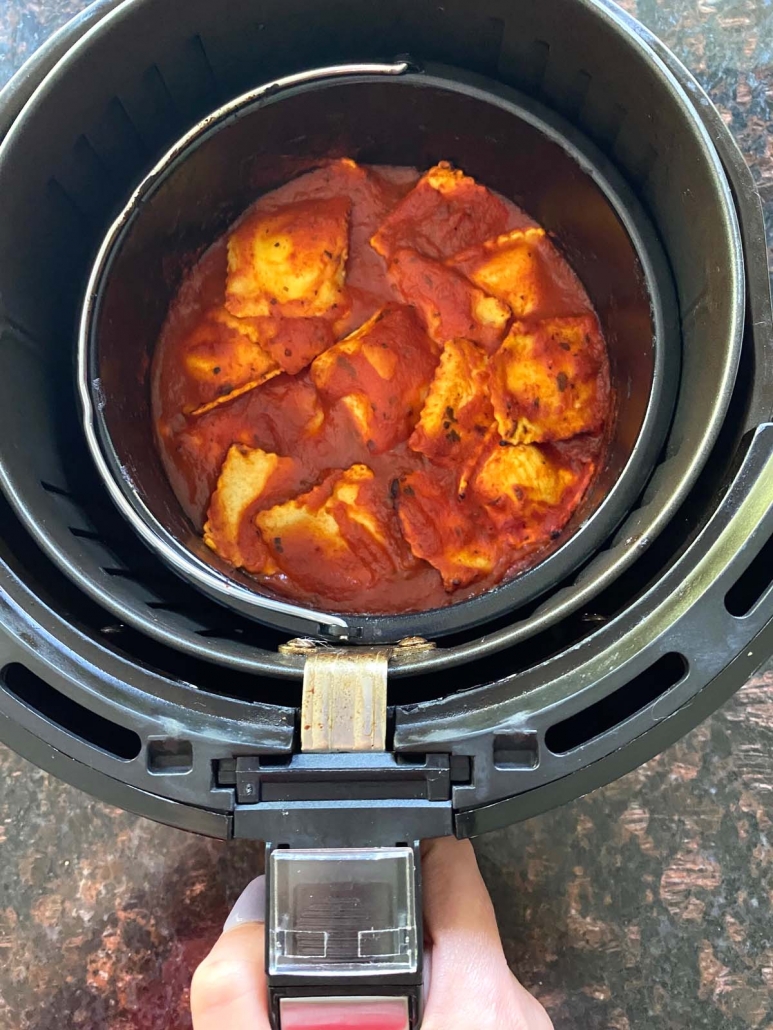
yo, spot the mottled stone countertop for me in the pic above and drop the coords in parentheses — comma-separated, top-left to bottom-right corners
(2, 1, 773, 1028)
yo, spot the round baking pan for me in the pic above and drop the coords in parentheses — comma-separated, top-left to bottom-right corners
(80, 61, 678, 642)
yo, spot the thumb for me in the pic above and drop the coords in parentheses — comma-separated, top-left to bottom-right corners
(191, 875, 271, 1030)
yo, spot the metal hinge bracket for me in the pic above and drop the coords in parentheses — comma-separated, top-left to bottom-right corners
(278, 637, 436, 754)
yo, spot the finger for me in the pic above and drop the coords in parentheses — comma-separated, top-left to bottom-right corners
(191, 876, 271, 1030)
(422, 837, 501, 941)
(421, 836, 512, 1018)
(421, 838, 553, 1030)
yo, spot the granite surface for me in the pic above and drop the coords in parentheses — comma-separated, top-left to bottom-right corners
(1, 1, 773, 1028)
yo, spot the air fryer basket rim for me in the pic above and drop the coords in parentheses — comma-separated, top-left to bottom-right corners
(81, 60, 678, 644)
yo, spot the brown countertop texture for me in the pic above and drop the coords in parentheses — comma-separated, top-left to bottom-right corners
(2, 1, 773, 1027)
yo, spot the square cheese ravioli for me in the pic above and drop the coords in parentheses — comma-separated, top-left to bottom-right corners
(451, 227, 590, 321)
(409, 338, 494, 486)
(370, 162, 512, 261)
(470, 437, 594, 550)
(395, 466, 500, 590)
(180, 307, 281, 416)
(226, 196, 350, 319)
(256, 465, 411, 597)
(204, 445, 304, 571)
(311, 305, 438, 453)
(489, 315, 609, 444)
(388, 248, 510, 352)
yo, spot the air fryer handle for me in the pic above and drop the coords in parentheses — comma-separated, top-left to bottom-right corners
(265, 844, 424, 1030)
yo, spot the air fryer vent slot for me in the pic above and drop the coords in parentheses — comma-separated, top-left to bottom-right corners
(544, 652, 688, 755)
(725, 531, 773, 617)
(68, 527, 104, 542)
(505, 38, 550, 93)
(158, 33, 221, 121)
(1, 662, 141, 760)
(40, 480, 76, 499)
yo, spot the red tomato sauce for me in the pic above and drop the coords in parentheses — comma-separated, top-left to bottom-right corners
(152, 161, 609, 615)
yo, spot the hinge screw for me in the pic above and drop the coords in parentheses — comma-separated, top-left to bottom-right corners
(396, 636, 437, 651)
(279, 637, 322, 655)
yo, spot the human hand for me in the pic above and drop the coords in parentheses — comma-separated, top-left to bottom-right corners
(191, 836, 553, 1030)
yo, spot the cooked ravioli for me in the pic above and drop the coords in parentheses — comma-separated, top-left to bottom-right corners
(409, 338, 494, 488)
(311, 305, 439, 453)
(155, 159, 612, 615)
(204, 445, 302, 571)
(371, 162, 512, 261)
(181, 307, 281, 416)
(451, 227, 590, 320)
(396, 466, 500, 590)
(226, 196, 350, 319)
(388, 248, 511, 352)
(255, 316, 336, 375)
(489, 315, 609, 444)
(471, 437, 594, 549)
(256, 464, 411, 596)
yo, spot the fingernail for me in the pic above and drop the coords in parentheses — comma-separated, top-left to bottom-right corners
(423, 948, 432, 1002)
(223, 874, 266, 932)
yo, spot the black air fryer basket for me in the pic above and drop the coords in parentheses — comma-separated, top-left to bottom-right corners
(0, 1, 772, 1026)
